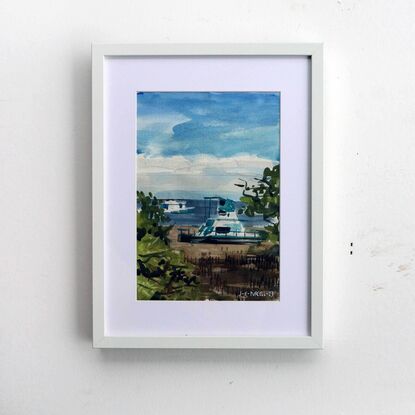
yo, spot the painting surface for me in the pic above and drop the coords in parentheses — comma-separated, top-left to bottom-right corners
(136, 92, 280, 300)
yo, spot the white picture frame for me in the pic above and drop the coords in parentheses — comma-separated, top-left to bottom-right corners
(92, 43, 323, 349)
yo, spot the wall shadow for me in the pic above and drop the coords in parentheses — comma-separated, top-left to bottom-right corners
(71, 48, 93, 342)
(98, 347, 323, 367)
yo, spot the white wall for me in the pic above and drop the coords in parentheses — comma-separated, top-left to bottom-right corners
(1, 1, 414, 414)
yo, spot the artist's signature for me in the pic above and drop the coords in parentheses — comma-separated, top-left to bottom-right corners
(238, 290, 276, 298)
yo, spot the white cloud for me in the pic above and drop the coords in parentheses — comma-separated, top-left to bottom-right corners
(137, 112, 191, 157)
(202, 120, 226, 127)
(137, 113, 190, 134)
(221, 125, 279, 139)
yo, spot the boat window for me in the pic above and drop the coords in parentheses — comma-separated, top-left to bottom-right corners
(215, 226, 231, 234)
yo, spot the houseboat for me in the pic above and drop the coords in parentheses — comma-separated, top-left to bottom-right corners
(178, 197, 264, 244)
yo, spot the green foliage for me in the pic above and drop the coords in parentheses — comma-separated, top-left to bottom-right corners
(136, 191, 172, 243)
(136, 191, 200, 300)
(235, 165, 280, 243)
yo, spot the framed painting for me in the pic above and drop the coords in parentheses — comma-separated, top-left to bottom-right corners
(92, 43, 323, 348)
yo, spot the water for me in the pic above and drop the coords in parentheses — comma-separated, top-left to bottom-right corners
(159, 199, 269, 227)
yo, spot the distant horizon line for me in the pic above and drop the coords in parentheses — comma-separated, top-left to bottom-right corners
(138, 189, 244, 201)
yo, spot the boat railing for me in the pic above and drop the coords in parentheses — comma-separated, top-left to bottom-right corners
(213, 230, 260, 238)
(178, 227, 262, 239)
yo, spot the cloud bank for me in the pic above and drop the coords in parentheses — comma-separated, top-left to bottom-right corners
(137, 154, 277, 200)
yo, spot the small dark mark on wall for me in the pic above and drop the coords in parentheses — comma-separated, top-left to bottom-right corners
(350, 242, 353, 255)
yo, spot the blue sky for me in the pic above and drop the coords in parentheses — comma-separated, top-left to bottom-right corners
(136, 92, 280, 199)
(137, 92, 280, 160)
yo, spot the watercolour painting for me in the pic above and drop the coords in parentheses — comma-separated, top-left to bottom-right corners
(136, 92, 280, 301)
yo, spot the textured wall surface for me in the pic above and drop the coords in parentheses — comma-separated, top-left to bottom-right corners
(1, 1, 414, 414)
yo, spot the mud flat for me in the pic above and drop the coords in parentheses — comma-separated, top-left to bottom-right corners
(168, 225, 280, 301)
(169, 225, 254, 258)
